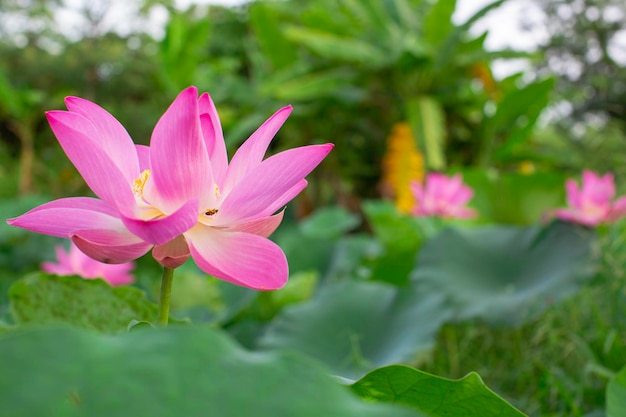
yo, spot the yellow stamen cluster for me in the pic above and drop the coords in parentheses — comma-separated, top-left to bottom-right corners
(132, 169, 151, 197)
(381, 123, 424, 213)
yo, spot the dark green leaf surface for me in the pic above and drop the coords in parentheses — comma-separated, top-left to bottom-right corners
(284, 26, 388, 66)
(299, 205, 360, 239)
(259, 280, 451, 379)
(361, 200, 429, 286)
(607, 365, 626, 417)
(463, 170, 567, 225)
(412, 221, 597, 326)
(362, 200, 424, 251)
(0, 326, 423, 417)
(407, 96, 446, 170)
(423, 0, 456, 48)
(277, 206, 359, 277)
(352, 365, 526, 417)
(249, 2, 298, 70)
(9, 273, 159, 332)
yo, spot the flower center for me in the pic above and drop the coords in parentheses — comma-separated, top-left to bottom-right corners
(198, 183, 224, 226)
(132, 169, 151, 198)
(131, 169, 163, 220)
(582, 202, 606, 220)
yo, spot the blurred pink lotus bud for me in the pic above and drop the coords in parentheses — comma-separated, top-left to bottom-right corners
(42, 243, 135, 286)
(410, 173, 477, 219)
(555, 170, 626, 226)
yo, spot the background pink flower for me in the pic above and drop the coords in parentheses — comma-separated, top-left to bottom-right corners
(410, 173, 477, 219)
(42, 243, 135, 286)
(555, 170, 626, 226)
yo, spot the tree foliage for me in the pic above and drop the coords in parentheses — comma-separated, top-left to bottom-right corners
(0, 0, 557, 203)
(530, 0, 626, 126)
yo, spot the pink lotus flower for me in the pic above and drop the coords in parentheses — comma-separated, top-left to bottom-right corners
(42, 243, 134, 286)
(555, 170, 626, 226)
(410, 173, 477, 219)
(8, 86, 333, 290)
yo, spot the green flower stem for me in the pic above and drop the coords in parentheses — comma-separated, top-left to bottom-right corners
(157, 267, 175, 326)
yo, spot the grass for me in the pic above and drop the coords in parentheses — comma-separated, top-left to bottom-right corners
(420, 222, 626, 416)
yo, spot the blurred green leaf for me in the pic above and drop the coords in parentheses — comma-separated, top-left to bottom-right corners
(462, 170, 566, 224)
(276, 225, 337, 276)
(352, 365, 526, 417)
(342, 0, 395, 38)
(607, 364, 626, 417)
(0, 68, 25, 117)
(127, 319, 155, 332)
(261, 67, 360, 102)
(1, 211, 59, 318)
(283, 25, 388, 67)
(271, 270, 318, 310)
(300, 205, 361, 239)
(212, 282, 259, 324)
(368, 246, 419, 287)
(168, 262, 223, 314)
(434, 0, 505, 68)
(158, 10, 211, 93)
(490, 78, 555, 159)
(407, 96, 446, 170)
(412, 221, 597, 326)
(9, 273, 159, 332)
(276, 207, 360, 277)
(362, 200, 423, 250)
(281, 75, 363, 102)
(0, 326, 423, 417)
(362, 200, 427, 286)
(249, 2, 298, 70)
(0, 195, 59, 269)
(259, 280, 451, 379)
(423, 0, 456, 48)
(324, 235, 378, 281)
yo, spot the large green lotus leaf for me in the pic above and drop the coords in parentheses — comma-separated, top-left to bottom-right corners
(0, 326, 423, 417)
(271, 225, 333, 276)
(259, 280, 452, 379)
(361, 200, 431, 286)
(607, 364, 626, 417)
(299, 205, 361, 240)
(167, 262, 223, 313)
(270, 270, 318, 310)
(412, 221, 597, 326)
(462, 170, 566, 225)
(276, 206, 361, 276)
(362, 200, 424, 250)
(352, 365, 526, 417)
(324, 235, 378, 281)
(167, 261, 259, 325)
(9, 273, 159, 332)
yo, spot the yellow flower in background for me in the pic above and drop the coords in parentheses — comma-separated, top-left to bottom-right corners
(518, 161, 536, 175)
(381, 123, 424, 213)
